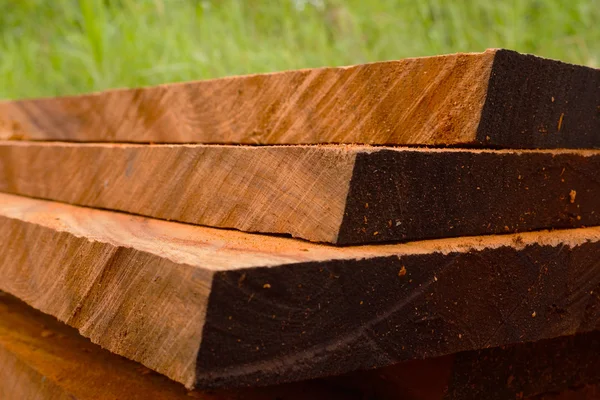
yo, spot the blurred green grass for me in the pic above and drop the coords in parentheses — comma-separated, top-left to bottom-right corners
(1, 0, 598, 99)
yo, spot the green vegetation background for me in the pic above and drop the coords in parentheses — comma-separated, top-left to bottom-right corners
(1, 0, 598, 99)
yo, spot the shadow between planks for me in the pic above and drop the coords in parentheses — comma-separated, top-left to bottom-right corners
(2, 193, 600, 389)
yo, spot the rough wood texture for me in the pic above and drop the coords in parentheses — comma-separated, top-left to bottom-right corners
(0, 292, 351, 400)
(3, 292, 594, 400)
(2, 142, 600, 244)
(334, 330, 600, 400)
(0, 292, 191, 399)
(1, 49, 597, 148)
(2, 193, 600, 389)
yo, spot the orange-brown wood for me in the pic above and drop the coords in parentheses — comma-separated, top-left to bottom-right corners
(3, 194, 600, 389)
(0, 51, 495, 144)
(0, 292, 354, 399)
(6, 291, 598, 400)
(2, 142, 600, 244)
(1, 49, 597, 148)
(0, 293, 192, 399)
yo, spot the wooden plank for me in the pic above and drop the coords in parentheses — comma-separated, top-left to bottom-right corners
(333, 330, 600, 399)
(2, 193, 600, 389)
(0, 292, 351, 400)
(1, 142, 599, 244)
(0, 292, 191, 399)
(0, 49, 597, 148)
(4, 291, 596, 400)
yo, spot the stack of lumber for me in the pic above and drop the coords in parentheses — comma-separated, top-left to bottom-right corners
(0, 48, 598, 399)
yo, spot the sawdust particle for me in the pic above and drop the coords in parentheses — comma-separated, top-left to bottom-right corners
(569, 190, 576, 203)
(398, 266, 407, 277)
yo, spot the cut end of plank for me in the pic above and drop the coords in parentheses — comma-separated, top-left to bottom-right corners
(476, 49, 600, 148)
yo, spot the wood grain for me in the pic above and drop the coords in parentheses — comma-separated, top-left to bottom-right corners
(2, 193, 600, 388)
(0, 142, 356, 244)
(0, 292, 191, 399)
(0, 292, 353, 400)
(0, 49, 597, 148)
(4, 291, 595, 400)
(1, 142, 600, 244)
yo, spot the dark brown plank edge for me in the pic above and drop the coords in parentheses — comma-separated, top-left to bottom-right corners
(476, 49, 600, 149)
(534, 385, 600, 400)
(339, 148, 599, 245)
(333, 329, 600, 400)
(196, 239, 600, 388)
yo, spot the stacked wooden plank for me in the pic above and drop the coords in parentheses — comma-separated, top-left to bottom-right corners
(4, 292, 600, 399)
(0, 48, 599, 399)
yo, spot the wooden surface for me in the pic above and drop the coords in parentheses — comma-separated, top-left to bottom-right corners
(0, 292, 353, 400)
(2, 142, 600, 244)
(0, 292, 191, 399)
(533, 385, 600, 400)
(0, 49, 597, 148)
(2, 193, 600, 389)
(334, 329, 600, 400)
(3, 292, 595, 400)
